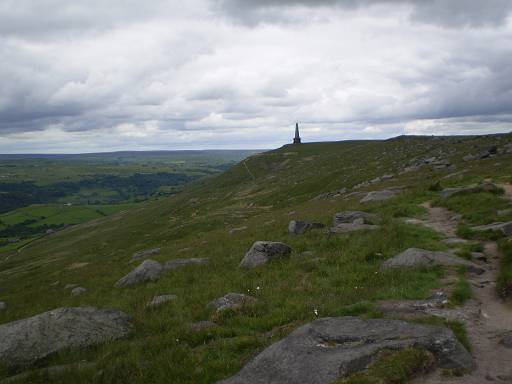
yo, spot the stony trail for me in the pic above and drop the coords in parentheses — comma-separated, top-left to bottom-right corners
(410, 202, 512, 383)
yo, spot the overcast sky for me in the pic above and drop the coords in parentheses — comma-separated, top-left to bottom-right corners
(1, 0, 512, 153)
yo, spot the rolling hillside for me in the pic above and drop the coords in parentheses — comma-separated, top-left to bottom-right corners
(1, 134, 512, 383)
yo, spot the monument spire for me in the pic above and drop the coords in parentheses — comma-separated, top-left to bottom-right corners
(293, 122, 301, 144)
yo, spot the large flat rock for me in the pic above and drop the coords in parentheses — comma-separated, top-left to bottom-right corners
(381, 248, 484, 273)
(217, 316, 473, 384)
(329, 223, 379, 234)
(0, 307, 132, 367)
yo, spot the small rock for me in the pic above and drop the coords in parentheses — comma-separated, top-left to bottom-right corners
(208, 293, 257, 312)
(189, 320, 218, 332)
(471, 221, 512, 236)
(329, 223, 380, 233)
(333, 211, 376, 226)
(115, 259, 163, 288)
(471, 252, 487, 262)
(64, 284, 78, 290)
(360, 189, 397, 203)
(499, 333, 512, 348)
(299, 251, 314, 257)
(288, 220, 325, 235)
(0, 302, 6, 311)
(497, 209, 512, 217)
(0, 307, 132, 367)
(146, 294, 177, 308)
(441, 238, 470, 245)
(132, 247, 160, 261)
(163, 258, 209, 271)
(240, 241, 292, 268)
(229, 226, 248, 234)
(71, 287, 87, 296)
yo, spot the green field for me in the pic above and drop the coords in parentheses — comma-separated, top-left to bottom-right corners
(0, 135, 511, 382)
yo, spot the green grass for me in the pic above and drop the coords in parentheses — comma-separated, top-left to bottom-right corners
(338, 348, 435, 384)
(451, 267, 472, 305)
(2, 135, 512, 382)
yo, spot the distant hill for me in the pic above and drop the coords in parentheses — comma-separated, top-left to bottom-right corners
(1, 134, 512, 383)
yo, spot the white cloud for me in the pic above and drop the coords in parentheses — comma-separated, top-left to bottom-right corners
(0, 0, 511, 152)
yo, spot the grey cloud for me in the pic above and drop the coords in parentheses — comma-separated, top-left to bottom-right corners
(215, 0, 512, 28)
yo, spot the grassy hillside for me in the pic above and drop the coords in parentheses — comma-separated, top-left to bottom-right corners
(1, 135, 512, 383)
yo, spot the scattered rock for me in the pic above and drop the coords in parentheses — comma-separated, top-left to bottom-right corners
(377, 291, 449, 315)
(189, 320, 218, 332)
(313, 188, 347, 200)
(299, 251, 314, 257)
(360, 189, 397, 203)
(240, 241, 292, 268)
(333, 211, 376, 226)
(471, 252, 487, 262)
(132, 247, 161, 261)
(146, 294, 177, 308)
(440, 182, 499, 199)
(115, 259, 163, 288)
(497, 208, 512, 217)
(0, 307, 132, 367)
(441, 238, 470, 245)
(64, 284, 78, 290)
(217, 316, 473, 383)
(288, 220, 325, 235)
(471, 221, 512, 236)
(71, 287, 87, 296)
(0, 302, 6, 311)
(163, 258, 209, 271)
(381, 248, 484, 273)
(208, 293, 257, 312)
(499, 333, 512, 348)
(329, 223, 380, 234)
(229, 226, 248, 234)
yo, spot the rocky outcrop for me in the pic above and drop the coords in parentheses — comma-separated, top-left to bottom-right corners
(471, 221, 512, 236)
(288, 220, 325, 235)
(208, 293, 257, 312)
(115, 259, 163, 287)
(132, 247, 161, 261)
(217, 316, 473, 384)
(381, 248, 484, 273)
(440, 182, 499, 199)
(0, 307, 132, 367)
(360, 189, 397, 203)
(240, 241, 292, 268)
(163, 258, 209, 271)
(146, 294, 177, 308)
(333, 211, 376, 226)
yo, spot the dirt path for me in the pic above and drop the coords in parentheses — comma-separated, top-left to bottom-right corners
(408, 203, 512, 383)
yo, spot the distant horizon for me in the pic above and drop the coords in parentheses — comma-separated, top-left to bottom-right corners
(1, 131, 512, 155)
